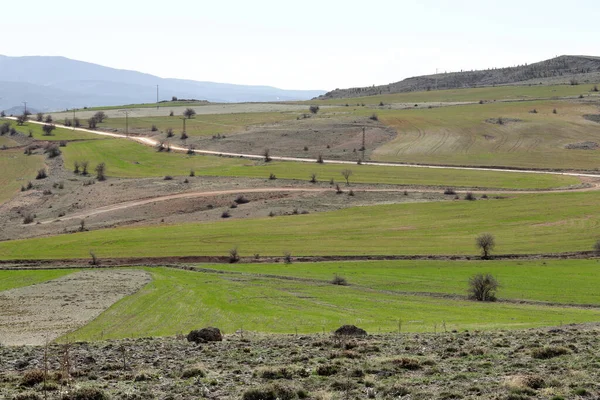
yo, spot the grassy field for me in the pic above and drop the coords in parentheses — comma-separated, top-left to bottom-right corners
(0, 118, 101, 141)
(97, 112, 298, 137)
(0, 269, 76, 292)
(61, 139, 580, 189)
(67, 266, 600, 340)
(1, 191, 599, 259)
(309, 84, 600, 105)
(209, 259, 600, 305)
(0, 150, 45, 204)
(82, 100, 211, 111)
(362, 100, 600, 170)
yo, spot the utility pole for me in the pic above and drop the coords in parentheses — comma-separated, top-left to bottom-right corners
(182, 118, 186, 134)
(361, 127, 366, 160)
(435, 68, 438, 91)
(72, 109, 76, 131)
(23, 101, 27, 114)
(119, 109, 130, 135)
(156, 85, 159, 109)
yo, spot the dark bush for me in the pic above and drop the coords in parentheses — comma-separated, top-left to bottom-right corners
(264, 149, 272, 162)
(229, 247, 239, 262)
(468, 273, 499, 301)
(476, 233, 495, 258)
(316, 154, 324, 164)
(331, 274, 348, 286)
(45, 144, 61, 158)
(93, 111, 107, 123)
(87, 117, 97, 129)
(309, 105, 320, 114)
(22, 214, 35, 224)
(164, 176, 173, 180)
(369, 113, 378, 121)
(36, 169, 47, 179)
(283, 252, 292, 264)
(151, 124, 158, 132)
(187, 327, 223, 343)
(316, 364, 339, 376)
(444, 188, 456, 195)
(42, 124, 56, 136)
(20, 369, 44, 386)
(464, 192, 476, 201)
(269, 173, 277, 180)
(181, 366, 206, 379)
(183, 108, 196, 119)
(95, 162, 106, 181)
(234, 195, 250, 204)
(62, 386, 109, 400)
(221, 211, 231, 218)
(309, 173, 317, 183)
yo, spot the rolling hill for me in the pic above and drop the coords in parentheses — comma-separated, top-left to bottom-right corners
(0, 55, 325, 112)
(318, 55, 600, 100)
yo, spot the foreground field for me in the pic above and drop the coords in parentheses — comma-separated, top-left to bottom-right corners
(1, 191, 599, 259)
(0, 150, 44, 204)
(3, 326, 599, 399)
(60, 138, 581, 189)
(65, 266, 599, 340)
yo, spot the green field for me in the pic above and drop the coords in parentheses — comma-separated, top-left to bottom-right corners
(1, 191, 599, 259)
(310, 84, 600, 105)
(97, 112, 298, 137)
(61, 139, 579, 189)
(0, 118, 101, 141)
(210, 259, 600, 305)
(0, 269, 76, 291)
(67, 266, 600, 340)
(362, 100, 600, 170)
(82, 100, 212, 111)
(0, 150, 45, 204)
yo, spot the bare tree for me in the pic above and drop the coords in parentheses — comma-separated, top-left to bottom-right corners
(36, 112, 44, 122)
(93, 111, 107, 123)
(263, 148, 272, 162)
(44, 115, 53, 123)
(95, 162, 106, 181)
(16, 114, 28, 125)
(341, 169, 353, 185)
(468, 273, 499, 301)
(476, 233, 496, 259)
(80, 160, 89, 175)
(183, 108, 196, 119)
(87, 117, 98, 129)
(42, 124, 56, 136)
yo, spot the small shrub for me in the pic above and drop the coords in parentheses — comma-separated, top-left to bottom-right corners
(269, 211, 275, 217)
(316, 154, 324, 163)
(309, 173, 317, 183)
(62, 386, 109, 400)
(348, 189, 355, 196)
(464, 192, 476, 201)
(303, 146, 308, 151)
(221, 210, 231, 218)
(532, 346, 569, 359)
(476, 233, 496, 259)
(181, 365, 206, 379)
(592, 85, 599, 92)
(530, 109, 538, 114)
(59, 140, 67, 147)
(164, 176, 173, 180)
(379, 101, 384, 106)
(369, 113, 378, 121)
(269, 173, 277, 180)
(331, 274, 348, 286)
(309, 105, 320, 114)
(392, 357, 421, 370)
(335, 184, 342, 194)
(20, 369, 44, 386)
(230, 203, 238, 209)
(553, 108, 558, 114)
(151, 124, 158, 132)
(89, 251, 99, 265)
(234, 195, 250, 204)
(181, 132, 188, 140)
(95, 162, 106, 181)
(468, 273, 499, 301)
(264, 148, 272, 162)
(283, 252, 292, 264)
(444, 188, 456, 195)
(481, 194, 488, 199)
(229, 247, 240, 262)
(594, 239, 600, 253)
(316, 364, 338, 376)
(45, 145, 61, 158)
(36, 169, 47, 179)
(42, 124, 56, 136)
(22, 214, 35, 224)
(169, 110, 174, 116)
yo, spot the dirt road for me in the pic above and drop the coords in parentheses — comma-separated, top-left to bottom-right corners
(11, 118, 600, 179)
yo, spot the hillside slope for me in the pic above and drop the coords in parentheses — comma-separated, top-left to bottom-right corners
(318, 55, 600, 100)
(0, 55, 325, 111)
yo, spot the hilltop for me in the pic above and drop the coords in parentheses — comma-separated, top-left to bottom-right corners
(317, 55, 600, 100)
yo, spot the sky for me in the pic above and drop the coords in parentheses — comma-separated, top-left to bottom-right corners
(1, 0, 599, 91)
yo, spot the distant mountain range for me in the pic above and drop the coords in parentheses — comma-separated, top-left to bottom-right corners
(317, 55, 600, 100)
(0, 55, 325, 112)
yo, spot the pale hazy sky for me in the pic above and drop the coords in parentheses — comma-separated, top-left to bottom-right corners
(2, 0, 599, 91)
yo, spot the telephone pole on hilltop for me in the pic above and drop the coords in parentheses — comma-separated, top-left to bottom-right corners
(119, 109, 130, 135)
(156, 85, 159, 109)
(23, 101, 27, 114)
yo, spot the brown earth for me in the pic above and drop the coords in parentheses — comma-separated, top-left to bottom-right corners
(0, 270, 150, 346)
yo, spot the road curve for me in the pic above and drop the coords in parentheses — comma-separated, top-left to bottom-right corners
(10, 117, 600, 179)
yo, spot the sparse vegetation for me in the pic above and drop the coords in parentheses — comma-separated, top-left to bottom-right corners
(341, 169, 352, 185)
(309, 105, 320, 114)
(183, 108, 196, 119)
(95, 162, 106, 181)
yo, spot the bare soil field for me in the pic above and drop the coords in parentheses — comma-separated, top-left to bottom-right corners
(183, 116, 396, 161)
(1, 324, 599, 399)
(0, 270, 150, 346)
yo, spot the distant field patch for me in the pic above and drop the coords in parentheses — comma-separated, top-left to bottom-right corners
(0, 269, 77, 292)
(1, 191, 599, 259)
(0, 118, 101, 141)
(0, 150, 45, 204)
(61, 139, 579, 189)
